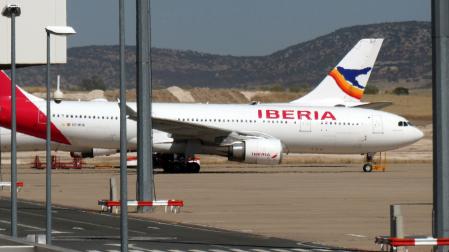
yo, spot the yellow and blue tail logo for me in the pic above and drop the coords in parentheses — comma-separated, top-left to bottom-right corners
(290, 39, 383, 105)
(329, 66, 372, 99)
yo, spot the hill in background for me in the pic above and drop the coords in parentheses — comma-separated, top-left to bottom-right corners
(14, 21, 430, 90)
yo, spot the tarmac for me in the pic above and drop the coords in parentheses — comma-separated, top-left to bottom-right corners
(0, 199, 354, 252)
(0, 159, 433, 251)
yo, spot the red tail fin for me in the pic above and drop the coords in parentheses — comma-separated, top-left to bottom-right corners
(0, 70, 43, 101)
(0, 70, 70, 145)
(0, 71, 12, 98)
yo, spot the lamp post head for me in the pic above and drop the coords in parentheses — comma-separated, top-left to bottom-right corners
(45, 26, 76, 36)
(2, 4, 21, 17)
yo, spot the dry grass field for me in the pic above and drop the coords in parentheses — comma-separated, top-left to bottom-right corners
(363, 90, 432, 122)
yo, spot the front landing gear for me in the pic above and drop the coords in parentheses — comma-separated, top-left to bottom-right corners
(363, 163, 373, 172)
(362, 152, 387, 172)
(363, 153, 374, 172)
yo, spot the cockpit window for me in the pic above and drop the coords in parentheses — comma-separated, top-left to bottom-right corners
(407, 121, 414, 126)
(398, 121, 411, 127)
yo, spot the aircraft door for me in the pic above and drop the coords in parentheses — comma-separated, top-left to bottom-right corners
(299, 120, 312, 132)
(37, 111, 46, 125)
(372, 115, 383, 134)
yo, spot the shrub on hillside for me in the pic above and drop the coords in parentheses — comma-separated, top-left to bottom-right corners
(79, 76, 106, 91)
(364, 85, 379, 95)
(289, 84, 311, 93)
(268, 84, 284, 92)
(392, 87, 409, 95)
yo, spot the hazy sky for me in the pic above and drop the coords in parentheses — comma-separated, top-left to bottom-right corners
(67, 0, 430, 56)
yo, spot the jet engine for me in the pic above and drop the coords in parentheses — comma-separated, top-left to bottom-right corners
(70, 148, 117, 158)
(228, 138, 283, 165)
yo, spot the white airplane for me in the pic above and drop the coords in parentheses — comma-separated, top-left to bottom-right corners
(0, 39, 423, 173)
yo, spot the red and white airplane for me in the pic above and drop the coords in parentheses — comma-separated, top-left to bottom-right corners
(0, 39, 423, 172)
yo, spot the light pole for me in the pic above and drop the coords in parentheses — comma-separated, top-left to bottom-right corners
(119, 0, 128, 250)
(2, 3, 21, 238)
(432, 1, 449, 251)
(136, 0, 154, 213)
(44, 26, 75, 245)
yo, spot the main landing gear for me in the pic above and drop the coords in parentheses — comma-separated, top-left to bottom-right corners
(154, 153, 201, 173)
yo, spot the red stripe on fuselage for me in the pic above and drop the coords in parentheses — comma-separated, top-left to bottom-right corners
(0, 72, 71, 145)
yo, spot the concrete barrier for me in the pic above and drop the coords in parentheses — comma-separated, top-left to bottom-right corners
(0, 234, 77, 251)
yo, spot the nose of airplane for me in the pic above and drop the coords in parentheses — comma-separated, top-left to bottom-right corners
(412, 127, 424, 142)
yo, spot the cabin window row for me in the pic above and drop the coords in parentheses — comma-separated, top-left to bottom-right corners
(178, 118, 258, 123)
(52, 114, 119, 120)
(177, 118, 293, 124)
(321, 121, 360, 126)
(176, 118, 360, 126)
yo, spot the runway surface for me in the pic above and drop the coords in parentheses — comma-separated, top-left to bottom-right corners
(0, 198, 355, 252)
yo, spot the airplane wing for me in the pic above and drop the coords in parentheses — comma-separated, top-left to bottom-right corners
(122, 103, 271, 145)
(153, 117, 276, 145)
(153, 117, 234, 144)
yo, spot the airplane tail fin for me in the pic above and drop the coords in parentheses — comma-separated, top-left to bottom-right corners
(290, 38, 383, 106)
(0, 70, 44, 102)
